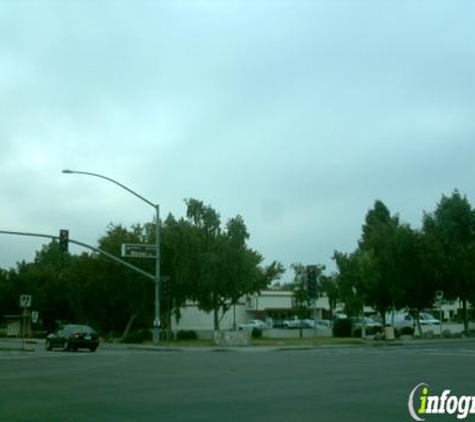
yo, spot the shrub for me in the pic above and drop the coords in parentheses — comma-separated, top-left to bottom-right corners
(251, 328, 263, 338)
(399, 326, 414, 336)
(442, 329, 453, 338)
(333, 318, 352, 337)
(353, 325, 382, 338)
(176, 330, 198, 341)
(121, 329, 152, 344)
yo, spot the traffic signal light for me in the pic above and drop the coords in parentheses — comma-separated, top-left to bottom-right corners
(306, 265, 317, 299)
(59, 229, 69, 253)
(160, 276, 171, 299)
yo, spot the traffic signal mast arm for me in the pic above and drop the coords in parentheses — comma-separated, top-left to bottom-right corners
(0, 229, 155, 281)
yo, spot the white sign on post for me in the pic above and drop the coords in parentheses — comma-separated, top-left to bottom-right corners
(121, 244, 157, 259)
(19, 294, 32, 308)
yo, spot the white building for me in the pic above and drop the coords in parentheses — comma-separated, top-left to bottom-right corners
(170, 289, 467, 339)
(171, 290, 331, 339)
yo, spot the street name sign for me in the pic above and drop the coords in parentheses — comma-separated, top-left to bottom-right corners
(121, 244, 157, 259)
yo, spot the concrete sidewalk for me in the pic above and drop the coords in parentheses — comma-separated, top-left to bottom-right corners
(120, 336, 475, 353)
(2, 335, 475, 354)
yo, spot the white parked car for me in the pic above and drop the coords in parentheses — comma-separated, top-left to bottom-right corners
(386, 312, 415, 334)
(283, 317, 307, 329)
(303, 319, 331, 329)
(352, 317, 383, 336)
(419, 312, 440, 325)
(238, 319, 269, 330)
(282, 317, 330, 329)
(386, 311, 440, 333)
(303, 319, 332, 336)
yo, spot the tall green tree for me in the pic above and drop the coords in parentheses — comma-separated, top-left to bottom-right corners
(85, 223, 155, 335)
(358, 200, 402, 322)
(161, 214, 198, 327)
(14, 242, 76, 331)
(320, 273, 339, 319)
(332, 251, 366, 318)
(290, 263, 310, 338)
(389, 225, 439, 335)
(0, 268, 21, 323)
(423, 190, 475, 332)
(183, 198, 282, 331)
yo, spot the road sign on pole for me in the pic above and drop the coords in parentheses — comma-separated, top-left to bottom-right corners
(19, 294, 32, 350)
(19, 295, 32, 308)
(121, 244, 157, 259)
(436, 290, 444, 337)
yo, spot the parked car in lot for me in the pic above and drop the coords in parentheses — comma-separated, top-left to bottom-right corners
(45, 324, 100, 352)
(419, 312, 440, 325)
(303, 319, 331, 329)
(302, 319, 332, 336)
(283, 317, 307, 329)
(238, 319, 269, 330)
(283, 317, 331, 329)
(385, 312, 415, 335)
(352, 317, 383, 336)
(385, 311, 440, 334)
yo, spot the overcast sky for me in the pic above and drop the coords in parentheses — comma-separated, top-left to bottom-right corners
(1, 1, 474, 281)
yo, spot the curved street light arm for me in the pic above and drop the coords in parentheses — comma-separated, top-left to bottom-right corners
(62, 169, 156, 209)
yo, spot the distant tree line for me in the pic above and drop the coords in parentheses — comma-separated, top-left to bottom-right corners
(318, 190, 475, 333)
(0, 198, 284, 337)
(3, 190, 475, 337)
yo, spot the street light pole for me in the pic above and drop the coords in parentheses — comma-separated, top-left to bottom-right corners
(154, 203, 160, 341)
(62, 169, 161, 344)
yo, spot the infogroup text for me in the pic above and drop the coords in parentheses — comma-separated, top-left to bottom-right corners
(408, 383, 475, 421)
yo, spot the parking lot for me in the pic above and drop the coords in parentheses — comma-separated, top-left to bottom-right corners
(2, 339, 475, 421)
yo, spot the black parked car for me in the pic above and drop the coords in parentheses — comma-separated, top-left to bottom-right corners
(45, 324, 100, 352)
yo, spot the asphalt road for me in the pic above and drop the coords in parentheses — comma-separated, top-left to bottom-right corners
(2, 341, 475, 422)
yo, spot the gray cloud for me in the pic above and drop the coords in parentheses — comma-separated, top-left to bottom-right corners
(1, 1, 475, 278)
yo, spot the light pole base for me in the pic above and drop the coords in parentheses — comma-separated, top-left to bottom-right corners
(152, 326, 160, 345)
